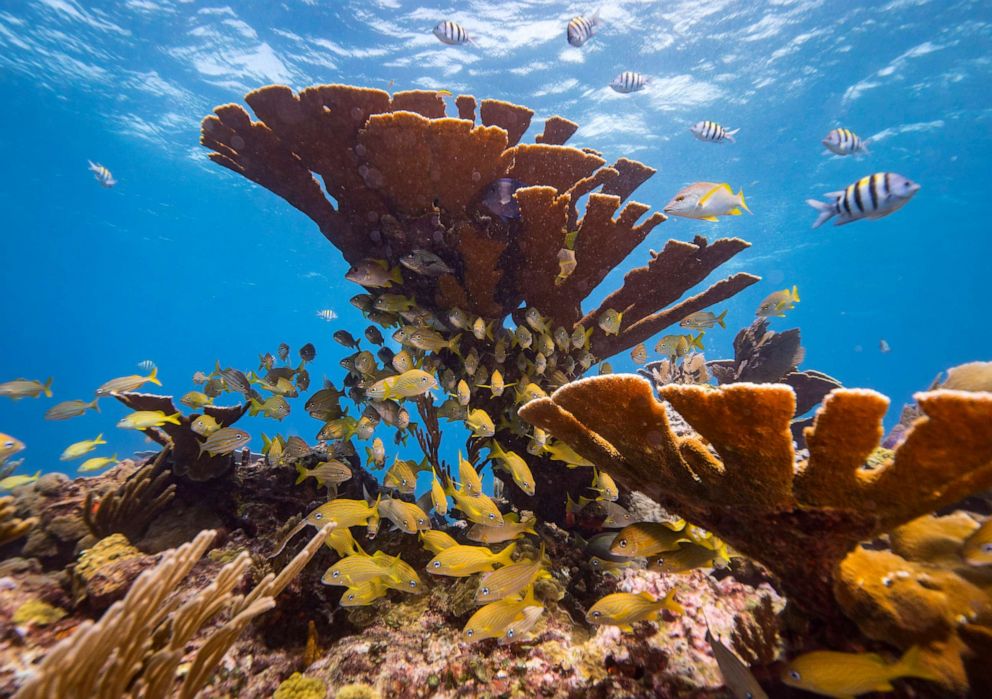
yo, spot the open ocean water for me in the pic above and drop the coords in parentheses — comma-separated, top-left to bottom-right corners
(0, 0, 989, 474)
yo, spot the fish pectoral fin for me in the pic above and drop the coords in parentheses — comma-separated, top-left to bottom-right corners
(701, 216, 719, 222)
(618, 624, 634, 632)
(728, 208, 742, 215)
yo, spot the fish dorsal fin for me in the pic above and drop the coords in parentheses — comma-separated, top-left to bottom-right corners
(698, 183, 725, 206)
(638, 590, 656, 602)
(504, 512, 520, 524)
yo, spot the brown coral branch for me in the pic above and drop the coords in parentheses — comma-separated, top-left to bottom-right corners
(535, 116, 578, 145)
(519, 375, 992, 616)
(480, 98, 533, 147)
(600, 157, 657, 203)
(83, 449, 176, 542)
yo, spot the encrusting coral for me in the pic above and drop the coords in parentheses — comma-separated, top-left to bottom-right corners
(518, 375, 992, 623)
(13, 524, 331, 699)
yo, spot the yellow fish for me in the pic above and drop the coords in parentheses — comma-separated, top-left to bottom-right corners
(545, 440, 594, 468)
(963, 518, 992, 566)
(524, 308, 550, 334)
(756, 285, 800, 318)
(0, 471, 41, 490)
(458, 450, 483, 496)
(295, 460, 352, 488)
(306, 496, 380, 530)
(488, 441, 535, 496)
(365, 437, 386, 469)
(472, 316, 492, 341)
(499, 603, 544, 645)
(340, 579, 388, 607)
(391, 349, 416, 373)
(663, 182, 750, 221)
(655, 333, 704, 358)
(467, 512, 537, 544)
(366, 369, 438, 401)
(475, 543, 547, 603)
(630, 343, 647, 364)
(95, 368, 160, 397)
(373, 552, 424, 593)
(322, 554, 393, 587)
(78, 454, 119, 473)
(586, 590, 683, 631)
(477, 369, 513, 398)
(378, 497, 431, 534)
(197, 427, 250, 457)
(782, 645, 938, 698)
(0, 377, 53, 400)
(116, 410, 181, 430)
(373, 293, 416, 312)
(651, 541, 730, 574)
(429, 467, 448, 515)
(705, 622, 770, 699)
(455, 379, 471, 406)
(515, 383, 547, 405)
(465, 408, 495, 438)
(463, 585, 539, 643)
(610, 521, 690, 558)
(60, 434, 107, 461)
(571, 326, 593, 350)
(597, 309, 623, 336)
(590, 468, 618, 501)
(680, 309, 727, 331)
(192, 414, 221, 437)
(599, 362, 614, 375)
(446, 482, 504, 526)
(44, 399, 99, 421)
(0, 434, 25, 464)
(324, 527, 362, 557)
(427, 542, 517, 577)
(420, 529, 458, 554)
(179, 391, 214, 409)
(384, 456, 417, 495)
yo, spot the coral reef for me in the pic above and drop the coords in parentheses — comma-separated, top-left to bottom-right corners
(83, 448, 176, 542)
(519, 375, 992, 621)
(0, 496, 36, 548)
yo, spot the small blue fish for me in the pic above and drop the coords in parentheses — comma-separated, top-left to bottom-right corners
(482, 178, 525, 220)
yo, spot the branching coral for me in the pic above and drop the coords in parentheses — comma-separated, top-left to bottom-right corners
(14, 524, 331, 699)
(83, 449, 176, 542)
(519, 375, 992, 619)
(114, 393, 247, 481)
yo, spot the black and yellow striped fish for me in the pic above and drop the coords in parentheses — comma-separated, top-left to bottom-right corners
(566, 12, 601, 47)
(433, 20, 471, 45)
(87, 160, 117, 187)
(806, 172, 920, 228)
(822, 127, 868, 156)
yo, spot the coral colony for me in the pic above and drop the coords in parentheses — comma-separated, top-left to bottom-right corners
(0, 86, 990, 698)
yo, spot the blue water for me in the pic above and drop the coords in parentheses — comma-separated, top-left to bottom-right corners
(0, 0, 988, 474)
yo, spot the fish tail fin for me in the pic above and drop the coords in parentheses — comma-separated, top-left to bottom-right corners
(248, 398, 261, 416)
(791, 285, 800, 303)
(662, 589, 685, 615)
(691, 333, 705, 350)
(43, 378, 53, 398)
(295, 463, 308, 485)
(806, 198, 835, 229)
(148, 367, 161, 386)
(165, 412, 182, 425)
(95, 433, 105, 445)
(897, 645, 941, 682)
(389, 266, 404, 285)
(860, 141, 870, 155)
(736, 189, 751, 213)
(724, 127, 740, 143)
(583, 327, 593, 350)
(485, 322, 494, 341)
(716, 309, 727, 328)
(448, 333, 462, 357)
(495, 541, 518, 567)
(90, 399, 100, 413)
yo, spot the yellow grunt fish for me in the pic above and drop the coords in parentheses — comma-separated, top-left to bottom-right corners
(295, 460, 352, 488)
(488, 441, 535, 496)
(476, 543, 547, 603)
(192, 414, 221, 437)
(586, 590, 683, 631)
(95, 368, 160, 397)
(458, 450, 483, 496)
(545, 441, 594, 468)
(78, 454, 118, 473)
(597, 309, 622, 336)
(340, 579, 388, 607)
(60, 434, 107, 461)
(366, 369, 438, 401)
(651, 541, 730, 574)
(446, 482, 504, 526)
(0, 377, 53, 400)
(197, 427, 250, 457)
(467, 512, 537, 544)
(420, 529, 459, 554)
(590, 468, 618, 501)
(428, 542, 517, 577)
(44, 399, 99, 421)
(116, 410, 181, 430)
(782, 645, 938, 698)
(465, 408, 495, 438)
(756, 286, 799, 318)
(611, 521, 690, 558)
(0, 471, 41, 490)
(963, 518, 992, 566)
(384, 456, 417, 495)
(180, 391, 214, 409)
(378, 497, 431, 534)
(429, 467, 448, 515)
(0, 434, 25, 464)
(463, 585, 539, 643)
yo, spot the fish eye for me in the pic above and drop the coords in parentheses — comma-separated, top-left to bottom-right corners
(481, 587, 490, 595)
(618, 539, 627, 548)
(409, 580, 417, 587)
(314, 513, 323, 520)
(675, 196, 685, 202)
(982, 543, 992, 553)
(745, 693, 753, 699)
(591, 559, 599, 567)
(789, 671, 801, 681)
(506, 629, 515, 638)
(488, 513, 496, 520)
(433, 561, 441, 568)
(332, 570, 340, 578)
(4, 442, 13, 448)
(466, 629, 474, 637)
(591, 611, 601, 618)
(881, 575, 894, 587)
(347, 593, 355, 600)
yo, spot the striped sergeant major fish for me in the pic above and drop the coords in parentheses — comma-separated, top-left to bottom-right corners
(822, 127, 868, 156)
(566, 11, 601, 47)
(690, 120, 739, 144)
(609, 71, 648, 94)
(433, 20, 473, 46)
(807, 173, 919, 229)
(88, 160, 117, 188)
